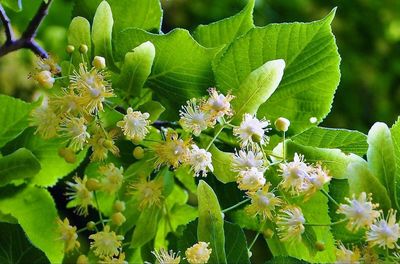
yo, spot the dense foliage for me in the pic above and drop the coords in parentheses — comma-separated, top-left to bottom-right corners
(0, 0, 400, 263)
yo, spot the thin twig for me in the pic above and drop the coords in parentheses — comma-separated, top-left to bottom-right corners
(0, 0, 52, 58)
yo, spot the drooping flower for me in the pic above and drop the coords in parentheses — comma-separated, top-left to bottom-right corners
(237, 167, 266, 192)
(129, 178, 164, 209)
(232, 147, 266, 172)
(153, 131, 191, 169)
(89, 225, 124, 258)
(180, 99, 212, 136)
(65, 175, 93, 216)
(88, 127, 119, 162)
(99, 163, 124, 194)
(366, 209, 400, 249)
(279, 153, 310, 195)
(36, 56, 60, 75)
(335, 242, 361, 264)
(117, 108, 150, 142)
(276, 206, 306, 242)
(57, 217, 80, 253)
(34, 70, 55, 89)
(185, 242, 212, 264)
(337, 192, 380, 231)
(188, 145, 213, 177)
(59, 116, 90, 151)
(152, 248, 181, 264)
(201, 88, 234, 120)
(246, 183, 283, 220)
(302, 164, 331, 200)
(30, 105, 60, 139)
(233, 114, 271, 147)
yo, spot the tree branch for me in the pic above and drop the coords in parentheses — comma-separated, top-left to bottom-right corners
(0, 0, 52, 58)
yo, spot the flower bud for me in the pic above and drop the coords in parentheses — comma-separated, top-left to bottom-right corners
(66, 45, 75, 54)
(111, 212, 126, 226)
(274, 117, 290, 132)
(76, 254, 89, 264)
(79, 44, 88, 54)
(86, 221, 96, 231)
(315, 241, 325, 251)
(114, 200, 126, 212)
(133, 146, 145, 159)
(86, 178, 101, 191)
(92, 56, 106, 69)
(35, 70, 55, 89)
(262, 228, 274, 239)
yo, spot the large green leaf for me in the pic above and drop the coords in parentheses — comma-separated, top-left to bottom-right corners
(0, 148, 40, 187)
(224, 221, 250, 264)
(73, 0, 162, 32)
(92, 1, 117, 71)
(3, 128, 86, 187)
(209, 144, 237, 183)
(231, 59, 285, 124)
(114, 28, 219, 118)
(214, 9, 340, 134)
(0, 95, 33, 148)
(367, 122, 398, 209)
(67, 16, 91, 66)
(346, 161, 391, 211)
(117, 41, 155, 99)
(197, 180, 227, 264)
(130, 206, 162, 248)
(291, 127, 368, 156)
(193, 0, 255, 48)
(0, 185, 64, 263)
(391, 117, 400, 209)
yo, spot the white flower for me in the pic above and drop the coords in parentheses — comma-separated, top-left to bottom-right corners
(152, 248, 181, 264)
(185, 242, 212, 264)
(366, 209, 400, 249)
(237, 167, 266, 192)
(302, 164, 331, 199)
(233, 114, 270, 147)
(232, 147, 266, 172)
(34, 70, 55, 89)
(277, 206, 305, 242)
(335, 242, 361, 264)
(60, 116, 90, 151)
(180, 99, 211, 136)
(189, 145, 213, 177)
(337, 192, 380, 231)
(279, 153, 310, 195)
(117, 108, 150, 142)
(30, 105, 60, 139)
(201, 87, 234, 120)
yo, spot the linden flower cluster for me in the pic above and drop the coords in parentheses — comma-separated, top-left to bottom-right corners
(149, 241, 212, 264)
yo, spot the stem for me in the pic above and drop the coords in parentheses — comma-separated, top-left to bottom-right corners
(282, 131, 286, 162)
(222, 198, 250, 213)
(321, 188, 340, 207)
(164, 204, 175, 233)
(248, 222, 266, 251)
(0, 4, 14, 44)
(206, 124, 225, 151)
(76, 220, 110, 233)
(304, 218, 347, 227)
(93, 191, 105, 228)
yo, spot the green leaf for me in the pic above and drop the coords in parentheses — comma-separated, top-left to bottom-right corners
(114, 28, 219, 118)
(1, 0, 22, 12)
(197, 180, 227, 264)
(346, 161, 392, 211)
(285, 140, 365, 179)
(292, 127, 368, 156)
(174, 166, 197, 194)
(3, 128, 86, 187)
(0, 148, 40, 187)
(138, 101, 165, 123)
(130, 206, 162, 248)
(117, 41, 155, 99)
(0, 222, 49, 264)
(391, 117, 400, 209)
(193, 0, 255, 48)
(231, 59, 285, 124)
(214, 9, 340, 134)
(266, 256, 309, 264)
(367, 122, 397, 209)
(224, 221, 250, 264)
(0, 185, 64, 263)
(73, 0, 163, 32)
(67, 16, 91, 67)
(209, 144, 237, 183)
(92, 1, 117, 71)
(0, 95, 33, 148)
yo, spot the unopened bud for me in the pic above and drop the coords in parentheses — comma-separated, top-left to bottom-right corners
(114, 200, 126, 212)
(35, 70, 55, 89)
(66, 45, 75, 54)
(86, 178, 101, 191)
(262, 228, 274, 239)
(86, 221, 96, 231)
(133, 146, 145, 159)
(315, 241, 325, 251)
(274, 117, 290, 132)
(111, 212, 126, 226)
(92, 56, 106, 69)
(76, 254, 89, 264)
(79, 44, 88, 54)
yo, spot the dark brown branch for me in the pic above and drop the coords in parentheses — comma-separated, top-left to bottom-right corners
(0, 0, 52, 58)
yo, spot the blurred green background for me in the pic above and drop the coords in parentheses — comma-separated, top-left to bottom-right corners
(1, 0, 399, 133)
